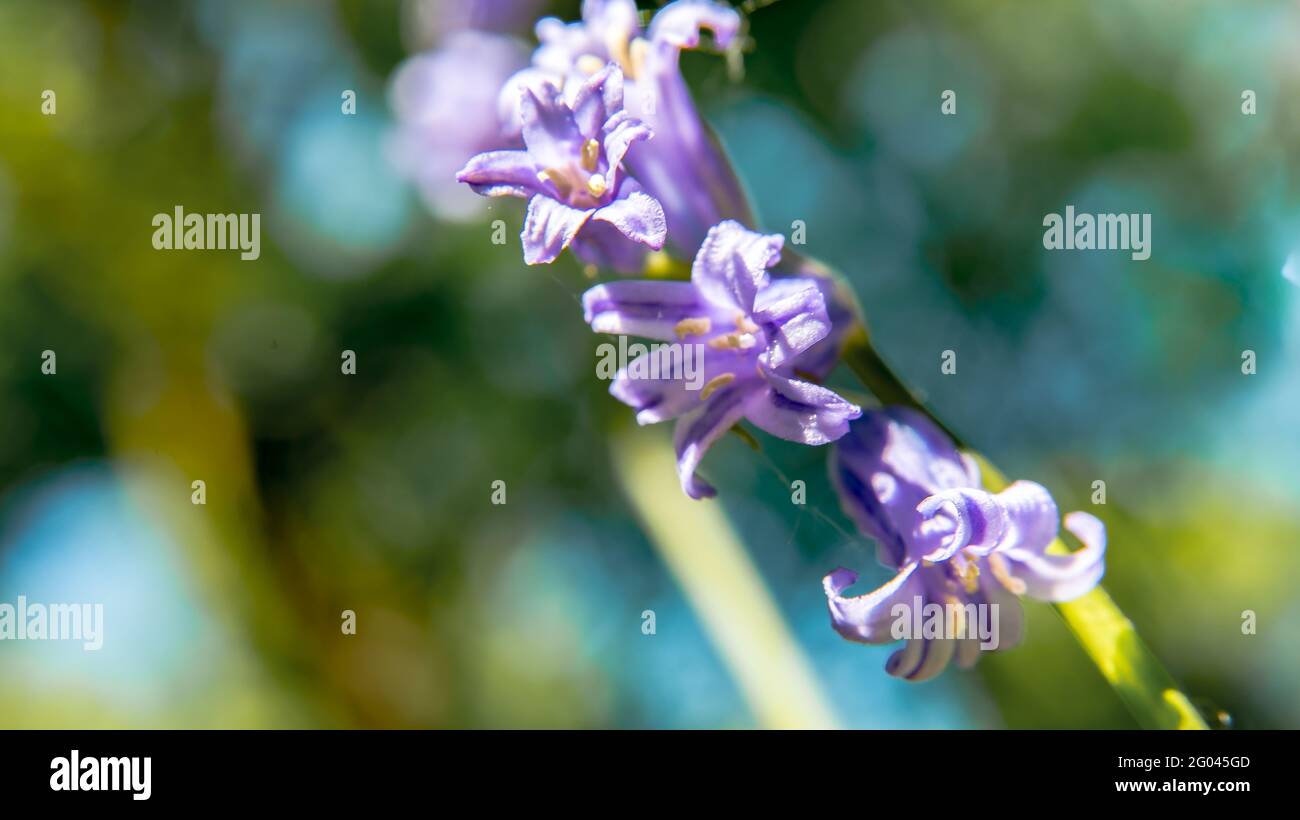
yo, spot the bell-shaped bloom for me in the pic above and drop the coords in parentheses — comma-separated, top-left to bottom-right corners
(458, 65, 667, 270)
(583, 221, 862, 498)
(824, 408, 1106, 681)
(388, 30, 530, 221)
(503, 0, 752, 255)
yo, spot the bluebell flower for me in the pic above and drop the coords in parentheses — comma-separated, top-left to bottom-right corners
(388, 30, 529, 220)
(457, 65, 667, 270)
(584, 221, 862, 498)
(824, 408, 1107, 681)
(504, 0, 752, 255)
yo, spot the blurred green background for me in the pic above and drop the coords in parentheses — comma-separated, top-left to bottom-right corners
(0, 0, 1297, 728)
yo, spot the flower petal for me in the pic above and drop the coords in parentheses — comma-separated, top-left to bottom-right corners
(532, 17, 599, 77)
(522, 195, 593, 264)
(519, 83, 583, 170)
(497, 67, 560, 141)
(751, 277, 830, 371)
(916, 488, 1009, 562)
(570, 220, 651, 273)
(571, 64, 624, 138)
(1000, 511, 1107, 602)
(830, 409, 980, 568)
(690, 221, 782, 314)
(672, 382, 751, 499)
(830, 440, 910, 569)
(591, 190, 667, 250)
(917, 479, 1064, 563)
(623, 2, 751, 253)
(992, 480, 1063, 554)
(582, 280, 710, 341)
(823, 563, 922, 645)
(743, 371, 861, 446)
(977, 567, 1025, 650)
(887, 635, 956, 682)
(456, 149, 540, 199)
(581, 0, 641, 49)
(954, 634, 984, 669)
(389, 32, 529, 217)
(647, 0, 742, 51)
(601, 110, 653, 185)
(774, 257, 856, 380)
(610, 343, 721, 424)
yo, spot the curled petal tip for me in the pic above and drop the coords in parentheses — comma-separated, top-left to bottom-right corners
(1063, 510, 1107, 553)
(998, 510, 1107, 602)
(915, 494, 968, 561)
(823, 567, 859, 598)
(650, 0, 743, 50)
(916, 488, 1007, 561)
(681, 475, 717, 500)
(579, 287, 601, 324)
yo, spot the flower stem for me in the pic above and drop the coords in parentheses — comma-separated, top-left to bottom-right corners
(839, 325, 964, 446)
(610, 423, 840, 729)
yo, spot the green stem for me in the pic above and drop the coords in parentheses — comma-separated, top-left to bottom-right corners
(840, 325, 964, 447)
(610, 423, 840, 729)
(840, 329, 1208, 730)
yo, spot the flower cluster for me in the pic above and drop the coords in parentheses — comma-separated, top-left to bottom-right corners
(430, 0, 861, 491)
(500, 0, 753, 254)
(389, 0, 1108, 679)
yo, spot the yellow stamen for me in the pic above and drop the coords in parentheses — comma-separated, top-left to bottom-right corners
(707, 331, 758, 351)
(606, 28, 635, 78)
(586, 173, 608, 198)
(576, 54, 605, 76)
(537, 168, 572, 199)
(699, 372, 736, 400)
(956, 555, 980, 594)
(627, 37, 649, 80)
(987, 552, 1027, 595)
(580, 138, 601, 172)
(735, 314, 760, 334)
(674, 317, 712, 338)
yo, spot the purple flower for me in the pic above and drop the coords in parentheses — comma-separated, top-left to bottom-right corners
(388, 30, 530, 221)
(504, 0, 752, 255)
(824, 408, 1106, 681)
(458, 65, 667, 271)
(583, 221, 862, 498)
(772, 251, 858, 382)
(405, 0, 547, 45)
